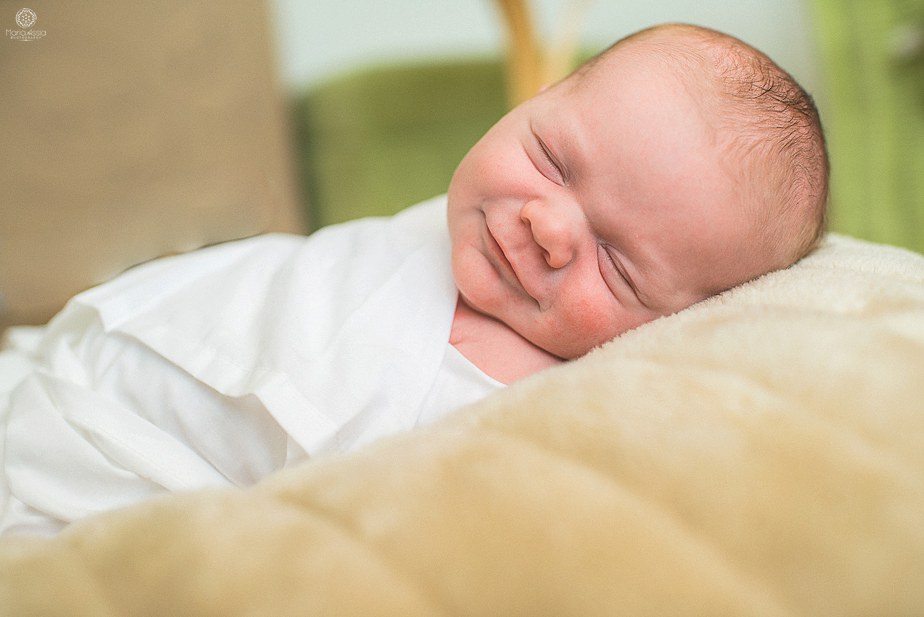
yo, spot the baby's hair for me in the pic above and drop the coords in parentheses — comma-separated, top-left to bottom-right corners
(574, 24, 829, 268)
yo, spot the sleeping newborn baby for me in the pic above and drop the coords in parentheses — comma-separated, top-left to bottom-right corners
(0, 23, 827, 535)
(449, 22, 828, 382)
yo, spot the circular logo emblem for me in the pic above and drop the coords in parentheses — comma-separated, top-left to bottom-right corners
(15, 7, 37, 28)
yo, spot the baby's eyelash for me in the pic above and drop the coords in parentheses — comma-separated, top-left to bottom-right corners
(598, 244, 626, 294)
(603, 247, 627, 282)
(536, 138, 563, 179)
(538, 141, 559, 170)
(600, 245, 658, 311)
(601, 244, 643, 300)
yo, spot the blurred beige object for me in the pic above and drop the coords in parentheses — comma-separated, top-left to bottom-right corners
(495, 0, 591, 106)
(0, 1, 304, 331)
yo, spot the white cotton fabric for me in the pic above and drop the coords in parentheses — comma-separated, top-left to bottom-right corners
(416, 344, 504, 428)
(0, 195, 503, 536)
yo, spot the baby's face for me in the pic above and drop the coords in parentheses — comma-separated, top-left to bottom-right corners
(447, 44, 767, 359)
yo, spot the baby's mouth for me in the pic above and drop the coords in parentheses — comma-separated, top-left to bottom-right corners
(483, 217, 536, 303)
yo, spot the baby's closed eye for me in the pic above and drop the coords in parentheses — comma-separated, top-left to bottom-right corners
(525, 138, 563, 186)
(597, 244, 651, 308)
(535, 136, 565, 184)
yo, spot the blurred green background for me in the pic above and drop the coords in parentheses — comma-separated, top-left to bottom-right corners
(292, 59, 507, 228)
(810, 0, 923, 252)
(286, 0, 923, 254)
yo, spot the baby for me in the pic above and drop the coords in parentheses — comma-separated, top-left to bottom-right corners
(449, 23, 827, 382)
(0, 23, 827, 535)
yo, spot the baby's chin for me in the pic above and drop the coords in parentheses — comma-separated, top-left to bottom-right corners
(528, 332, 596, 361)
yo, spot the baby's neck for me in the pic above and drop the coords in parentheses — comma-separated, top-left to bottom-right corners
(450, 296, 563, 385)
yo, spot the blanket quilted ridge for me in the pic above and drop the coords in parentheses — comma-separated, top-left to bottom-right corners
(1, 233, 922, 616)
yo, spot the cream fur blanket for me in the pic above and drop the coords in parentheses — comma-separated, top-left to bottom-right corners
(1, 234, 922, 616)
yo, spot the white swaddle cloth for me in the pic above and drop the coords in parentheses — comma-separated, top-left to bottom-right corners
(1, 195, 500, 536)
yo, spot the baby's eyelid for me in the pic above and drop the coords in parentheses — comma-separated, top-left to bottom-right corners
(601, 244, 647, 304)
(532, 134, 565, 184)
(538, 139, 560, 172)
(603, 246, 628, 284)
(598, 244, 630, 297)
(523, 127, 567, 186)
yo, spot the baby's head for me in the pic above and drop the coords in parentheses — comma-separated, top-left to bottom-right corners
(447, 23, 828, 359)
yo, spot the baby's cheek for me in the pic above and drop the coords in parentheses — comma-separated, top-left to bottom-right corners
(468, 141, 537, 197)
(451, 252, 484, 304)
(451, 246, 509, 319)
(558, 295, 624, 352)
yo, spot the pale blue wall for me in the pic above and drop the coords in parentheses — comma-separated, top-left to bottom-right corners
(270, 0, 823, 97)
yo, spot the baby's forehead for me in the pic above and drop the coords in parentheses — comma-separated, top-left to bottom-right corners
(588, 31, 710, 74)
(569, 42, 717, 119)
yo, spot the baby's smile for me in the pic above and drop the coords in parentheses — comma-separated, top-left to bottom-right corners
(484, 208, 555, 309)
(482, 214, 529, 301)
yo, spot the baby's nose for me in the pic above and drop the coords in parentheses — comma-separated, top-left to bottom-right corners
(519, 200, 576, 269)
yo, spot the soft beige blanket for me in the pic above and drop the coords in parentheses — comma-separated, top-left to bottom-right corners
(1, 234, 922, 616)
